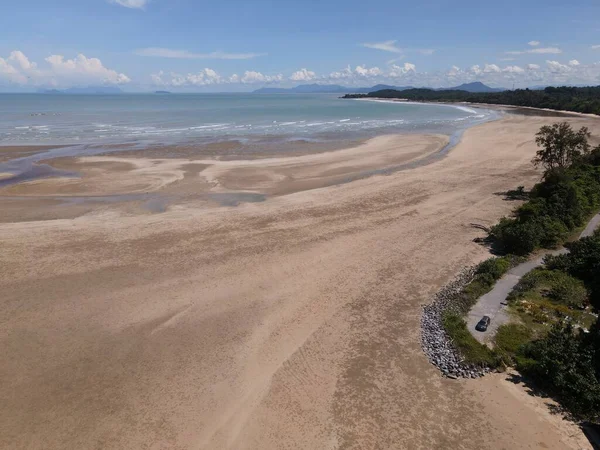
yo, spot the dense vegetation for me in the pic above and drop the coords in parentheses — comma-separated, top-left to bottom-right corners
(343, 86, 600, 116)
(440, 122, 600, 421)
(491, 124, 600, 421)
(490, 124, 600, 255)
(506, 231, 600, 421)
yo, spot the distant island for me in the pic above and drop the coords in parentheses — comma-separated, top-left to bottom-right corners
(155, 90, 172, 94)
(253, 81, 505, 95)
(343, 85, 600, 116)
(37, 86, 123, 95)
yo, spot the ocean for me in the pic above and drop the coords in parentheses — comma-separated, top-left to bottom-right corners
(0, 93, 497, 146)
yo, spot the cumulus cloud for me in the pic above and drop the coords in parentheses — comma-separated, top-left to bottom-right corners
(528, 41, 540, 47)
(355, 65, 383, 77)
(135, 47, 266, 60)
(151, 69, 222, 86)
(389, 62, 416, 77)
(290, 68, 316, 81)
(546, 60, 571, 73)
(484, 64, 501, 73)
(0, 50, 130, 86)
(506, 47, 562, 55)
(45, 54, 130, 84)
(109, 0, 147, 9)
(503, 65, 525, 73)
(240, 71, 283, 84)
(447, 65, 462, 76)
(151, 69, 283, 87)
(361, 40, 403, 53)
(146, 60, 600, 91)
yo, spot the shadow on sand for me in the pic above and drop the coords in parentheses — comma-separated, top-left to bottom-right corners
(506, 372, 600, 449)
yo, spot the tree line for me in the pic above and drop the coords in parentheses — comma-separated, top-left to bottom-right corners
(343, 86, 600, 116)
(492, 123, 600, 421)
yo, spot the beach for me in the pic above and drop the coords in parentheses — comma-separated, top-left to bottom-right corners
(1, 113, 599, 449)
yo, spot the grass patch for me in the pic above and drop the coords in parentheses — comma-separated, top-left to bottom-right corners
(494, 324, 532, 364)
(442, 312, 496, 366)
(507, 267, 592, 331)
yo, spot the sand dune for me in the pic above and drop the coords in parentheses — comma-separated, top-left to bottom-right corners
(0, 115, 598, 449)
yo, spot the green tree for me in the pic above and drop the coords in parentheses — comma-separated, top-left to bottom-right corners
(518, 324, 600, 421)
(533, 122, 591, 174)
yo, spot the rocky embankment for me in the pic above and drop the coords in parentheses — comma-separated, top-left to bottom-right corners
(421, 267, 492, 379)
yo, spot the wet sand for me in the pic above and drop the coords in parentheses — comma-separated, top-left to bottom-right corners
(1, 115, 599, 449)
(0, 134, 448, 220)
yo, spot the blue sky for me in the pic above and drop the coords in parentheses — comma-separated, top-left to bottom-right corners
(1, 0, 600, 91)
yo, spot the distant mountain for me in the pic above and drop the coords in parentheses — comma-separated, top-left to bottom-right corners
(253, 84, 414, 94)
(440, 82, 505, 93)
(37, 86, 123, 94)
(154, 90, 172, 94)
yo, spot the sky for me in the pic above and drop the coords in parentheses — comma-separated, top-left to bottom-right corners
(1, 0, 600, 92)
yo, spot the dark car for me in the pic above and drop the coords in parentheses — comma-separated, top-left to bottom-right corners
(475, 316, 491, 332)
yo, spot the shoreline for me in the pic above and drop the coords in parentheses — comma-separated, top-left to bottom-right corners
(0, 104, 501, 197)
(358, 96, 599, 119)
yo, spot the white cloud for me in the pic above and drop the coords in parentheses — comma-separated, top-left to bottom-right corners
(592, 45, 600, 50)
(9, 50, 37, 71)
(528, 41, 540, 46)
(355, 65, 383, 77)
(290, 68, 316, 81)
(503, 65, 525, 73)
(484, 64, 501, 73)
(328, 66, 353, 80)
(389, 62, 416, 77)
(470, 65, 482, 76)
(240, 71, 283, 84)
(109, 0, 147, 9)
(506, 47, 562, 55)
(151, 68, 222, 86)
(45, 54, 130, 84)
(135, 47, 266, 60)
(361, 40, 403, 53)
(147, 59, 600, 90)
(569, 60, 580, 67)
(0, 50, 130, 86)
(546, 60, 571, 73)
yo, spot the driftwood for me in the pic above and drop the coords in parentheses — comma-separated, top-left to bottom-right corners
(470, 223, 491, 232)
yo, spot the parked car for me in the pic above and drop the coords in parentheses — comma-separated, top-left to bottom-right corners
(475, 316, 491, 332)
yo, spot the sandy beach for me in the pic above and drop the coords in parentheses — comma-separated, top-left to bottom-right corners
(1, 114, 599, 449)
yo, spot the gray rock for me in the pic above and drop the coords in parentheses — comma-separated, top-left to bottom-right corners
(420, 266, 493, 379)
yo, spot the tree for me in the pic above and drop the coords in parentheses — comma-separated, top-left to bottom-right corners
(532, 122, 591, 173)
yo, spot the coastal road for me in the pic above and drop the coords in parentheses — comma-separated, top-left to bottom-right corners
(467, 213, 600, 344)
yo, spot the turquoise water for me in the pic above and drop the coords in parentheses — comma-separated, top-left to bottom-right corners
(0, 93, 496, 146)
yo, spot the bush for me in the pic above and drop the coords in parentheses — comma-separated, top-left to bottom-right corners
(546, 231, 600, 308)
(548, 274, 588, 308)
(517, 324, 600, 421)
(489, 161, 600, 255)
(510, 268, 589, 308)
(476, 257, 511, 279)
